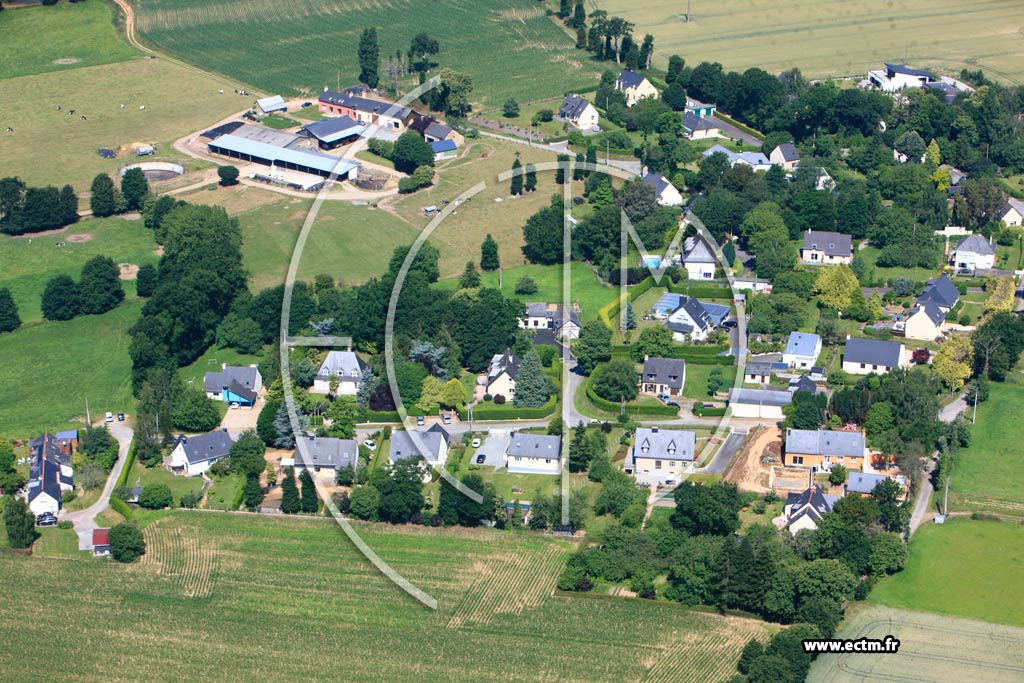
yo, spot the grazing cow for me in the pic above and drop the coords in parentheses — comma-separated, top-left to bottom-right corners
(5, 127, 12, 133)
(139, 105, 145, 110)
(120, 104, 125, 110)
(69, 109, 75, 115)
(56, 105, 61, 111)
(80, 116, 87, 121)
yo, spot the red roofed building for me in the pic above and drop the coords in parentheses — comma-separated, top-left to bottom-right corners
(93, 528, 111, 557)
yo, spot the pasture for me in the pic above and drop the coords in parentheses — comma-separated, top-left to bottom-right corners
(0, 512, 773, 682)
(133, 0, 599, 106)
(807, 604, 1024, 683)
(869, 519, 1024, 627)
(598, 0, 1024, 84)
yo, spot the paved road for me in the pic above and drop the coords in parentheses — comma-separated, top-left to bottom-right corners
(698, 429, 747, 474)
(938, 392, 968, 423)
(64, 420, 134, 550)
(707, 116, 761, 147)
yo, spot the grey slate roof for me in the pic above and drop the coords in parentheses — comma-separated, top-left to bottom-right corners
(642, 357, 686, 390)
(844, 337, 904, 367)
(745, 361, 772, 377)
(954, 235, 995, 257)
(802, 230, 852, 257)
(786, 486, 838, 526)
(295, 436, 357, 469)
(642, 171, 672, 195)
(681, 112, 716, 132)
(424, 121, 452, 140)
(774, 142, 800, 162)
(204, 366, 260, 394)
(729, 388, 794, 407)
(846, 471, 889, 495)
(616, 69, 647, 90)
(666, 296, 713, 334)
(886, 63, 935, 79)
(633, 427, 696, 462)
(30, 432, 70, 468)
(317, 351, 367, 381)
(507, 433, 561, 460)
(908, 301, 946, 327)
(301, 115, 365, 143)
(175, 430, 234, 465)
(317, 90, 413, 120)
(560, 94, 592, 120)
(26, 458, 62, 506)
(682, 234, 717, 264)
(1004, 197, 1024, 217)
(785, 332, 821, 359)
(488, 348, 520, 384)
(390, 430, 446, 464)
(917, 274, 959, 310)
(788, 375, 818, 394)
(785, 429, 865, 458)
(525, 303, 581, 329)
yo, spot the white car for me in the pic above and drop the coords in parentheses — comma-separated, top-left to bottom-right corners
(362, 439, 376, 450)
(471, 438, 481, 448)
(104, 412, 114, 423)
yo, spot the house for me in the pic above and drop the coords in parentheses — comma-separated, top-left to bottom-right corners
(770, 142, 800, 171)
(1000, 198, 1024, 227)
(641, 357, 686, 397)
(728, 388, 793, 419)
(917, 274, 959, 312)
(559, 94, 599, 130)
(950, 235, 996, 272)
(169, 429, 234, 477)
(92, 528, 111, 557)
(54, 429, 78, 456)
(783, 487, 839, 535)
(733, 277, 773, 294)
(651, 293, 728, 328)
(204, 364, 263, 407)
(409, 116, 464, 145)
(26, 457, 63, 516)
(486, 348, 519, 399)
(784, 428, 867, 471)
(845, 471, 890, 496)
(666, 296, 716, 341)
(299, 115, 365, 150)
(312, 351, 367, 395)
(681, 112, 719, 140)
(506, 433, 561, 474)
(783, 332, 822, 369)
(685, 98, 716, 118)
(744, 361, 772, 385)
(815, 168, 837, 191)
(701, 144, 771, 172)
(627, 427, 697, 480)
(801, 230, 852, 265)
(680, 234, 718, 280)
(29, 433, 73, 489)
(615, 69, 659, 106)
(294, 436, 357, 479)
(843, 337, 908, 375)
(317, 89, 417, 131)
(520, 303, 581, 340)
(902, 301, 947, 341)
(389, 426, 450, 476)
(641, 171, 684, 206)
(788, 375, 818, 394)
(430, 139, 458, 160)
(255, 95, 287, 115)
(868, 64, 938, 92)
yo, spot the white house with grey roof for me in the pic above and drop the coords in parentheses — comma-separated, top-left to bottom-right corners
(170, 429, 234, 477)
(390, 426, 450, 481)
(1000, 197, 1024, 227)
(627, 427, 697, 481)
(800, 230, 852, 265)
(783, 332, 822, 369)
(868, 64, 938, 92)
(312, 351, 368, 395)
(204, 364, 263, 407)
(783, 486, 839, 535)
(485, 348, 519, 399)
(641, 357, 686, 397)
(666, 296, 714, 341)
(519, 303, 581, 339)
(641, 171, 684, 206)
(615, 69, 659, 106)
(702, 144, 771, 172)
(506, 432, 561, 474)
(681, 112, 719, 140)
(902, 301, 947, 341)
(842, 337, 907, 375)
(559, 94, 599, 130)
(680, 234, 718, 280)
(294, 436, 357, 479)
(769, 142, 800, 171)
(950, 235, 996, 272)
(785, 428, 867, 471)
(729, 388, 793, 419)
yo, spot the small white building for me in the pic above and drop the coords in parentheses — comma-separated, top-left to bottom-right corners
(842, 337, 908, 375)
(559, 94, 599, 130)
(868, 63, 938, 92)
(783, 332, 822, 369)
(950, 235, 996, 272)
(506, 432, 561, 474)
(641, 171, 684, 207)
(701, 144, 771, 172)
(390, 425, 451, 482)
(681, 112, 719, 140)
(170, 430, 234, 477)
(627, 427, 696, 481)
(256, 95, 287, 115)
(728, 388, 793, 420)
(783, 487, 839, 535)
(615, 69, 659, 107)
(312, 351, 367, 395)
(520, 303, 581, 340)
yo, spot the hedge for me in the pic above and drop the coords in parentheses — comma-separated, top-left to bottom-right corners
(115, 440, 138, 488)
(230, 479, 245, 511)
(666, 281, 733, 299)
(693, 405, 728, 417)
(109, 496, 134, 520)
(458, 397, 557, 421)
(359, 410, 401, 423)
(585, 382, 678, 416)
(599, 276, 657, 327)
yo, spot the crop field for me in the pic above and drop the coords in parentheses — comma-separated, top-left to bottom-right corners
(807, 604, 1024, 683)
(869, 519, 1024, 627)
(133, 0, 599, 106)
(598, 0, 1024, 84)
(0, 512, 773, 682)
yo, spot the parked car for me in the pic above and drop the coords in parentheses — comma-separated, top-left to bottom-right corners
(442, 413, 452, 425)
(362, 439, 376, 450)
(471, 438, 481, 448)
(104, 412, 114, 423)
(300, 101, 313, 108)
(416, 415, 425, 426)
(722, 320, 738, 330)
(589, 418, 601, 424)
(35, 514, 58, 527)
(475, 454, 486, 464)
(117, 412, 125, 421)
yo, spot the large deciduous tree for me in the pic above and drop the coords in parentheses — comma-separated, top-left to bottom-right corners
(391, 131, 435, 174)
(574, 321, 612, 375)
(78, 255, 124, 315)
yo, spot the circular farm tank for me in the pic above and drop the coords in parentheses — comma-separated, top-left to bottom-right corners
(119, 161, 185, 182)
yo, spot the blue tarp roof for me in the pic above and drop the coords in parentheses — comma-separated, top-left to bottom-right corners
(430, 139, 457, 153)
(209, 134, 358, 177)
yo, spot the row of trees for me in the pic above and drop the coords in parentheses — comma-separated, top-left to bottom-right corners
(90, 169, 149, 218)
(40, 255, 124, 321)
(0, 176, 78, 235)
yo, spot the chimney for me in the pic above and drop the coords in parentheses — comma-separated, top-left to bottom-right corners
(651, 427, 659, 434)
(222, 362, 227, 370)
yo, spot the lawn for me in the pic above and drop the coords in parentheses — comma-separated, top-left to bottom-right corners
(259, 114, 302, 130)
(178, 344, 265, 388)
(0, 301, 142, 439)
(0, 216, 159, 322)
(682, 362, 738, 401)
(134, 0, 600, 107)
(599, 0, 1024, 84)
(869, 519, 1024, 627)
(0, 2, 137, 79)
(354, 150, 396, 170)
(0, 512, 774, 682)
(204, 474, 242, 510)
(123, 460, 206, 504)
(32, 527, 83, 560)
(948, 381, 1024, 515)
(858, 246, 942, 284)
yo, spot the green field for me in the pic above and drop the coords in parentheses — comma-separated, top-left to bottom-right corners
(869, 519, 1024, 627)
(123, 459, 206, 503)
(0, 512, 773, 682)
(599, 0, 1024, 84)
(0, 301, 142, 439)
(134, 0, 599, 106)
(0, 2, 137, 79)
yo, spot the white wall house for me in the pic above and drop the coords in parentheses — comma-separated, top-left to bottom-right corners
(390, 426, 450, 482)
(680, 234, 717, 280)
(170, 430, 234, 477)
(559, 94, 599, 130)
(783, 332, 822, 369)
(615, 69, 659, 107)
(728, 388, 793, 420)
(641, 171, 684, 207)
(950, 235, 996, 272)
(868, 64, 937, 92)
(520, 303, 581, 340)
(842, 338, 908, 375)
(770, 142, 800, 171)
(800, 231, 853, 265)
(312, 351, 367, 395)
(665, 297, 714, 342)
(1001, 198, 1024, 227)
(627, 427, 696, 483)
(506, 433, 561, 474)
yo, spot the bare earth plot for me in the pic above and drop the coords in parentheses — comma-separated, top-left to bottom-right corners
(598, 0, 1024, 83)
(807, 604, 1024, 683)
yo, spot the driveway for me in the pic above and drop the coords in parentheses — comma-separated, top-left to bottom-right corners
(64, 419, 134, 550)
(471, 430, 510, 468)
(708, 116, 761, 147)
(220, 400, 261, 434)
(698, 429, 747, 474)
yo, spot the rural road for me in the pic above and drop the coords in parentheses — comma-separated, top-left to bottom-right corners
(938, 392, 968, 422)
(707, 116, 761, 147)
(64, 420, 134, 550)
(909, 460, 937, 535)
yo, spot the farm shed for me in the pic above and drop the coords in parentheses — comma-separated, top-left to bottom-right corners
(208, 135, 358, 180)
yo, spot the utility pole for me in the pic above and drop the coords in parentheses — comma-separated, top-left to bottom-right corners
(85, 397, 91, 425)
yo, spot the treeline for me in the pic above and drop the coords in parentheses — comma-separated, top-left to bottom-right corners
(0, 177, 78, 235)
(90, 169, 149, 218)
(554, 1, 654, 72)
(40, 256, 124, 321)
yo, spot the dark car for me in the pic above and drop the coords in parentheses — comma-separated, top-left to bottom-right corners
(722, 320, 738, 330)
(117, 412, 125, 422)
(36, 514, 58, 527)
(475, 454, 486, 464)
(301, 101, 313, 108)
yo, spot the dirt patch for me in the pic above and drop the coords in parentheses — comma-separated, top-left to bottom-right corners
(53, 58, 81, 66)
(725, 425, 782, 493)
(120, 212, 142, 221)
(118, 263, 139, 280)
(66, 233, 94, 243)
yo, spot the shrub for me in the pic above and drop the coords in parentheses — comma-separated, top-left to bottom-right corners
(217, 166, 239, 186)
(514, 276, 538, 295)
(109, 522, 146, 563)
(138, 484, 173, 509)
(493, 394, 506, 405)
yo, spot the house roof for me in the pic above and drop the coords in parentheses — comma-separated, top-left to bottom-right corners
(295, 436, 357, 469)
(918, 274, 960, 310)
(701, 302, 730, 326)
(30, 432, 71, 468)
(774, 142, 800, 162)
(92, 528, 110, 547)
(786, 428, 866, 458)
(788, 375, 818, 394)
(729, 388, 794, 407)
(317, 351, 366, 381)
(1004, 197, 1024, 217)
(685, 97, 714, 111)
(525, 303, 580, 328)
(844, 337, 904, 367)
(802, 230, 852, 257)
(642, 171, 672, 196)
(424, 121, 452, 140)
(701, 144, 769, 168)
(682, 234, 717, 264)
(488, 348, 520, 384)
(55, 429, 78, 441)
(210, 134, 359, 177)
(633, 427, 696, 462)
(681, 112, 716, 132)
(642, 357, 687, 390)
(430, 139, 457, 153)
(616, 69, 647, 90)
(174, 430, 233, 465)
(667, 296, 713, 334)
(954, 235, 995, 257)
(390, 430, 446, 464)
(886, 64, 935, 79)
(301, 115, 365, 143)
(204, 365, 261, 394)
(908, 301, 946, 327)
(256, 95, 286, 113)
(745, 361, 772, 377)
(846, 471, 890, 495)
(26, 456, 62, 505)
(426, 422, 451, 445)
(559, 94, 593, 120)
(225, 380, 258, 404)
(317, 90, 413, 120)
(786, 486, 839, 526)
(507, 433, 561, 460)
(785, 332, 821, 359)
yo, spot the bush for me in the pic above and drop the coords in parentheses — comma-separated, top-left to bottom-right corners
(109, 496, 134, 519)
(57, 520, 73, 530)
(397, 165, 434, 193)
(535, 108, 554, 123)
(493, 394, 506, 405)
(217, 166, 239, 186)
(514, 276, 538, 295)
(109, 522, 146, 563)
(138, 484, 173, 509)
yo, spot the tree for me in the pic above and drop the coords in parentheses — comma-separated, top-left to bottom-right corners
(0, 287, 20, 333)
(746, 655, 793, 683)
(502, 98, 520, 118)
(925, 138, 941, 166)
(0, 176, 26, 223)
(869, 532, 907, 575)
(671, 481, 743, 536)
(135, 263, 158, 298)
(271, 402, 304, 449)
(408, 32, 439, 72)
(374, 459, 425, 523)
(872, 478, 908, 532)
(513, 348, 550, 407)
(89, 173, 118, 217)
(80, 426, 119, 469)
(745, 207, 796, 279)
(458, 260, 480, 289)
(0, 441, 26, 494)
(828, 464, 848, 486)
(591, 358, 639, 402)
(217, 165, 239, 186)
(574, 321, 612, 375)
(432, 68, 474, 117)
(480, 234, 500, 271)
(391, 131, 435, 174)
(350, 483, 381, 520)
(629, 325, 674, 362)
(441, 377, 467, 408)
(357, 27, 380, 88)
(568, 422, 591, 473)
(437, 472, 496, 527)
(522, 199, 563, 264)
(514, 276, 538, 295)
(78, 255, 124, 315)
(417, 375, 445, 414)
(524, 165, 537, 192)
(242, 473, 264, 509)
(299, 469, 319, 513)
(3, 498, 37, 549)
(230, 430, 266, 477)
(814, 265, 861, 312)
(509, 157, 523, 196)
(120, 167, 149, 211)
(280, 468, 301, 514)
(109, 522, 146, 562)
(40, 274, 82, 321)
(621, 301, 636, 331)
(138, 484, 173, 509)
(172, 389, 221, 432)
(933, 334, 974, 393)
